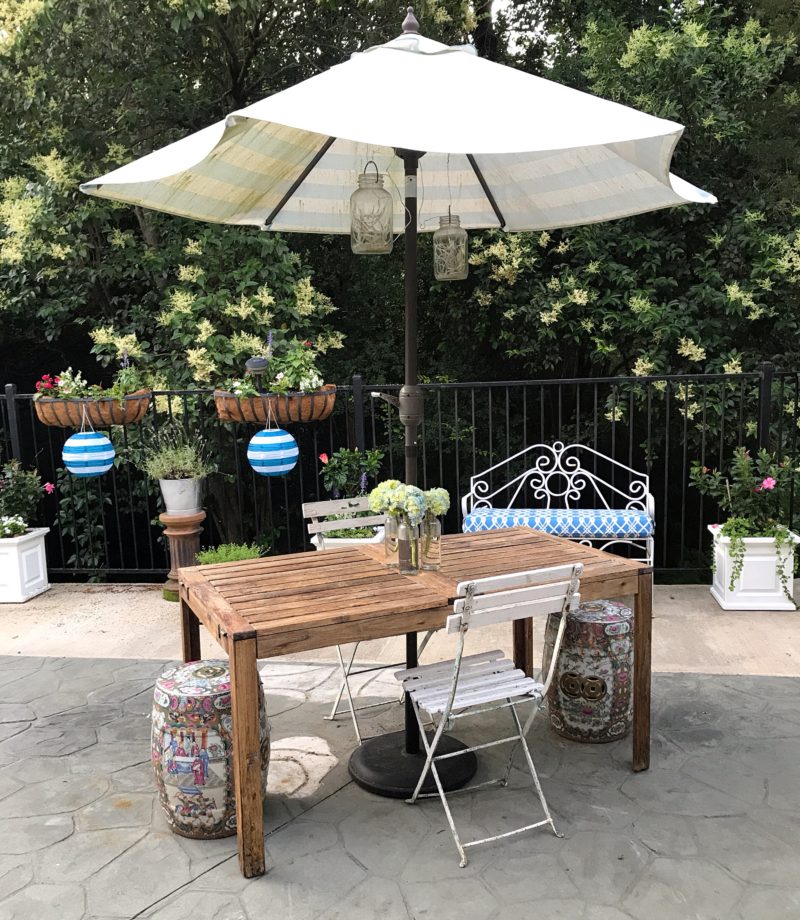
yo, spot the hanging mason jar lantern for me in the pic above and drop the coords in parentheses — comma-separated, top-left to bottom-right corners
(433, 213, 469, 281)
(350, 161, 393, 255)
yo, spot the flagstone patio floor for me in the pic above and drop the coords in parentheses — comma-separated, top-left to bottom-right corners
(0, 652, 799, 919)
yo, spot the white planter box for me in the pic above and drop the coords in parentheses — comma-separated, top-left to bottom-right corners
(708, 525, 799, 611)
(0, 527, 50, 603)
(311, 527, 385, 551)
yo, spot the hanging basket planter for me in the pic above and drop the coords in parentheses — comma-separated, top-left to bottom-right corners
(33, 390, 152, 428)
(213, 385, 336, 425)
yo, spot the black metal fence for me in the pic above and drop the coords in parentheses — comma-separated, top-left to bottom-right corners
(2, 364, 797, 581)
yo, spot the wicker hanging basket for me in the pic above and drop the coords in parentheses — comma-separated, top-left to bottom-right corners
(213, 384, 336, 424)
(33, 390, 152, 428)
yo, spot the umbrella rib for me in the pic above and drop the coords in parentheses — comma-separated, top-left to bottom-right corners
(263, 135, 337, 228)
(466, 154, 506, 230)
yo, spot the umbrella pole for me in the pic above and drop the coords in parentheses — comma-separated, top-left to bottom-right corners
(347, 151, 478, 798)
(399, 149, 424, 758)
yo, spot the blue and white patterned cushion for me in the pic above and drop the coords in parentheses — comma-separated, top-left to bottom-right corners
(463, 507, 653, 539)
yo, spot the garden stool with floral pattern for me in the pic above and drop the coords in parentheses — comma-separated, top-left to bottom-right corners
(542, 600, 633, 743)
(151, 660, 270, 839)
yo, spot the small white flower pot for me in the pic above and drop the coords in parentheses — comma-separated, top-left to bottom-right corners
(311, 527, 385, 550)
(708, 525, 799, 611)
(0, 527, 50, 603)
(159, 479, 202, 515)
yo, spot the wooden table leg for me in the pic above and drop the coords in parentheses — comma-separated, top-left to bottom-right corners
(230, 631, 266, 878)
(180, 597, 201, 663)
(513, 618, 534, 678)
(633, 570, 653, 772)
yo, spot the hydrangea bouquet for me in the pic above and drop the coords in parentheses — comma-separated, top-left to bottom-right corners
(369, 481, 428, 573)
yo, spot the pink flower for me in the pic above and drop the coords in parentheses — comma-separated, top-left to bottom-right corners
(43, 482, 55, 494)
(761, 477, 776, 491)
(319, 453, 329, 465)
(710, 523, 720, 529)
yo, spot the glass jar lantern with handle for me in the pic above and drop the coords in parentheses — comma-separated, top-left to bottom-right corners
(432, 214, 468, 281)
(350, 163, 393, 255)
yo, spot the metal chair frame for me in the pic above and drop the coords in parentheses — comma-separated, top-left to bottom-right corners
(302, 495, 436, 744)
(396, 562, 583, 867)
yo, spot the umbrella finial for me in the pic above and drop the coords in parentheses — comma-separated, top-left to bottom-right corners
(402, 6, 420, 34)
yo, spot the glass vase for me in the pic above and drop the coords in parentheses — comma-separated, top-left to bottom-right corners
(384, 516, 399, 567)
(397, 520, 420, 576)
(421, 517, 442, 571)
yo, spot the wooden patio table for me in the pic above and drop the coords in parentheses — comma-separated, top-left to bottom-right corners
(178, 526, 652, 878)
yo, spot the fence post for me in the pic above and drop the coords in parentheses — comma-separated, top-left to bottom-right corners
(4, 383, 22, 460)
(352, 374, 366, 452)
(757, 362, 774, 451)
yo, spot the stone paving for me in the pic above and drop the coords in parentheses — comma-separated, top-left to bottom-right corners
(0, 654, 799, 919)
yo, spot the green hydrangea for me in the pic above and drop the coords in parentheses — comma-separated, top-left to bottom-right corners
(424, 488, 450, 519)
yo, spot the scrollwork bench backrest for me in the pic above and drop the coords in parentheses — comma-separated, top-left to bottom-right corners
(461, 441, 653, 518)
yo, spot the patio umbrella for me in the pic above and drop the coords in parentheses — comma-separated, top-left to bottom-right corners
(81, 6, 714, 795)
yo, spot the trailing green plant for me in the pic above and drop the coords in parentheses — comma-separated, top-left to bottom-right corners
(137, 427, 214, 480)
(0, 460, 50, 525)
(196, 542, 265, 565)
(691, 448, 798, 602)
(55, 467, 110, 573)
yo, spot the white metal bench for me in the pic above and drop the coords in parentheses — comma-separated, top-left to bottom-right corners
(461, 441, 654, 565)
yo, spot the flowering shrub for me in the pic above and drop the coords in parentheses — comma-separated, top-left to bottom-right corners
(0, 516, 27, 538)
(0, 460, 49, 526)
(691, 448, 798, 601)
(319, 448, 383, 498)
(690, 448, 795, 534)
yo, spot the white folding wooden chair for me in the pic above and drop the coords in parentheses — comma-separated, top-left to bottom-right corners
(394, 562, 583, 867)
(302, 496, 436, 744)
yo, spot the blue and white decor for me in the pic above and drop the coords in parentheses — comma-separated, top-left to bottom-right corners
(62, 431, 115, 478)
(247, 428, 299, 477)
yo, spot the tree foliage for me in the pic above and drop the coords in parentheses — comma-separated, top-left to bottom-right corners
(0, 0, 797, 390)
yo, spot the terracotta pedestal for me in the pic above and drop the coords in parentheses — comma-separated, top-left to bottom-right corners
(160, 510, 205, 602)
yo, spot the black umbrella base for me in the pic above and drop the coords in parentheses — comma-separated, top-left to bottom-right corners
(348, 730, 478, 798)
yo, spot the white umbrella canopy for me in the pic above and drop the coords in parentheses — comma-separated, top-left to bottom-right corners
(81, 26, 715, 234)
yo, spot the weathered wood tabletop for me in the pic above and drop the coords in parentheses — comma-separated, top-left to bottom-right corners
(178, 527, 652, 878)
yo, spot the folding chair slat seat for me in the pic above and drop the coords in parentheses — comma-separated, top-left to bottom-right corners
(302, 496, 438, 745)
(394, 560, 583, 867)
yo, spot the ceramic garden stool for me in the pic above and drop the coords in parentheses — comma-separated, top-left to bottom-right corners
(542, 599, 633, 743)
(151, 660, 270, 839)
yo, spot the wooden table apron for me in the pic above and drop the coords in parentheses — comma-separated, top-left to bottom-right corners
(177, 527, 653, 878)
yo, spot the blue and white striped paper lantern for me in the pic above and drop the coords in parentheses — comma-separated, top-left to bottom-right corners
(247, 428, 299, 477)
(62, 431, 115, 478)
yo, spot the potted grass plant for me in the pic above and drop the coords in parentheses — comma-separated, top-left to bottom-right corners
(138, 427, 214, 515)
(0, 460, 53, 602)
(691, 448, 799, 610)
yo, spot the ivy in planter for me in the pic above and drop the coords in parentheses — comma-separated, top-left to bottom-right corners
(691, 448, 798, 605)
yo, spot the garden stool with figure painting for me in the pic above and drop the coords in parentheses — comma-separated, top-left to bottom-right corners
(151, 660, 270, 839)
